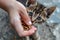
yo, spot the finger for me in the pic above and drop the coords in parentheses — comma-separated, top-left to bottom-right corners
(17, 1, 32, 26)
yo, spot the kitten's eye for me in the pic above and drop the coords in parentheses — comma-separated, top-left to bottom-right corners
(29, 12, 33, 16)
(37, 16, 41, 20)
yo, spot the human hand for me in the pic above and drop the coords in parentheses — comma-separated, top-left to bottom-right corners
(0, 0, 37, 37)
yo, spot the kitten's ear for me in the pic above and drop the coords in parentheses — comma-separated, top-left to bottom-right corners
(26, 0, 36, 7)
(46, 6, 56, 18)
(26, 0, 31, 7)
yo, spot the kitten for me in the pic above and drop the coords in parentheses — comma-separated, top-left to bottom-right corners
(22, 0, 56, 40)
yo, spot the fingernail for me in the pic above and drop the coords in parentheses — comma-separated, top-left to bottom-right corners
(28, 21, 32, 25)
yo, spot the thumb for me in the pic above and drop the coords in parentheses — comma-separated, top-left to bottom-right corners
(20, 11, 32, 26)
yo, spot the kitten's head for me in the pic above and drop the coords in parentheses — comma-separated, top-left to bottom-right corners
(26, 0, 56, 23)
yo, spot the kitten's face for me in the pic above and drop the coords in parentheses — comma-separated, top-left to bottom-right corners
(26, 0, 56, 23)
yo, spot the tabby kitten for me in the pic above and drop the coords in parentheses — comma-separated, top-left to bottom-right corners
(22, 0, 56, 40)
(22, 0, 56, 30)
